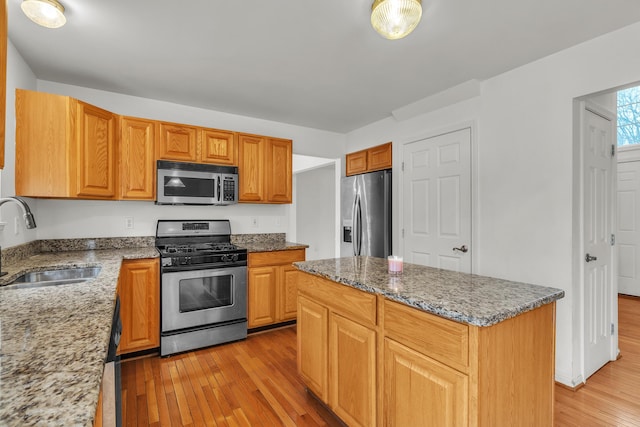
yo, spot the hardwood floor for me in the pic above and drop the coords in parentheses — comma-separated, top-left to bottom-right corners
(555, 295, 640, 427)
(122, 296, 640, 426)
(121, 327, 342, 427)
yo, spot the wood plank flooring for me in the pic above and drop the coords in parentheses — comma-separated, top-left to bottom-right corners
(122, 296, 640, 426)
(555, 295, 640, 427)
(121, 327, 342, 427)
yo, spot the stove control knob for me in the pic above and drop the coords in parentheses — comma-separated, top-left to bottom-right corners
(231, 254, 239, 262)
(221, 254, 230, 262)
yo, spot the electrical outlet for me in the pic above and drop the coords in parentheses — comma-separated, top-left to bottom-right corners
(14, 217, 19, 235)
(125, 217, 134, 229)
(250, 217, 259, 228)
(275, 217, 282, 227)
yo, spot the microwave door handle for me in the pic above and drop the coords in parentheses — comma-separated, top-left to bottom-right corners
(217, 176, 221, 202)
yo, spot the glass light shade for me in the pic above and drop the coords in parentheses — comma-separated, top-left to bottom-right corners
(371, 0, 422, 40)
(21, 0, 66, 29)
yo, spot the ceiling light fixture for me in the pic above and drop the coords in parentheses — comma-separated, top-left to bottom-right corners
(371, 0, 422, 40)
(21, 0, 67, 29)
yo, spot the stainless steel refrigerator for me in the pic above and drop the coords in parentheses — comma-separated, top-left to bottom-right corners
(340, 170, 392, 258)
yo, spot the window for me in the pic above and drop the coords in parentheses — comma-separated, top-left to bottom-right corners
(617, 86, 640, 146)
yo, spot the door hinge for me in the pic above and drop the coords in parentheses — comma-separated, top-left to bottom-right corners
(401, 161, 405, 172)
(611, 234, 616, 246)
(611, 144, 616, 157)
(611, 323, 615, 335)
(402, 228, 405, 238)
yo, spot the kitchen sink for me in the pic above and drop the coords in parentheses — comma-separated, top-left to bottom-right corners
(4, 266, 102, 290)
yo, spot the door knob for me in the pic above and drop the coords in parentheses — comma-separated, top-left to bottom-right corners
(585, 253, 598, 262)
(453, 245, 468, 253)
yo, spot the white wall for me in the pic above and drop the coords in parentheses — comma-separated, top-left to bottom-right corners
(0, 40, 37, 249)
(1, 46, 347, 242)
(296, 164, 336, 260)
(346, 21, 640, 386)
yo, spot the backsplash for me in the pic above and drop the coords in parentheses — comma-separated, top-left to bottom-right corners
(1, 234, 286, 266)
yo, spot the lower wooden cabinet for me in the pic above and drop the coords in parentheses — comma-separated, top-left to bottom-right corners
(297, 271, 557, 427)
(384, 338, 468, 427)
(330, 313, 376, 427)
(297, 295, 328, 399)
(248, 249, 305, 328)
(117, 258, 160, 355)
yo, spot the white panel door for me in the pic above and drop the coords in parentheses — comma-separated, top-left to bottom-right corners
(583, 107, 615, 380)
(617, 161, 640, 297)
(402, 128, 471, 273)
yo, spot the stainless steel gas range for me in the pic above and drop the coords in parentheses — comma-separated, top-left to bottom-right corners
(156, 220, 247, 356)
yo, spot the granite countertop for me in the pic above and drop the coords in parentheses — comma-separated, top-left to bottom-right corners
(241, 241, 308, 253)
(0, 246, 159, 427)
(294, 256, 565, 327)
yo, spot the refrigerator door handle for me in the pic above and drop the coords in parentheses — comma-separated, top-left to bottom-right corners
(354, 194, 362, 256)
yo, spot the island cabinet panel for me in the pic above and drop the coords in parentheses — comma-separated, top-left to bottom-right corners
(200, 128, 236, 165)
(297, 269, 558, 427)
(15, 89, 117, 199)
(384, 299, 469, 373)
(156, 121, 198, 162)
(330, 313, 377, 427)
(248, 249, 306, 328)
(117, 258, 160, 355)
(297, 295, 328, 400)
(384, 338, 468, 427)
(475, 302, 556, 427)
(119, 116, 155, 200)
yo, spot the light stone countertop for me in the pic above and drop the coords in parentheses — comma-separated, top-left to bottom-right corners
(294, 256, 565, 327)
(240, 241, 308, 253)
(0, 246, 159, 427)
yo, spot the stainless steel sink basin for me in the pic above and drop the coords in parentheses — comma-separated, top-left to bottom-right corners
(5, 266, 102, 290)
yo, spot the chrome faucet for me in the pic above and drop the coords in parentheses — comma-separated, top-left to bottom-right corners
(0, 196, 37, 229)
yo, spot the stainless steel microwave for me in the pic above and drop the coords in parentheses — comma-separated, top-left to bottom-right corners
(156, 160, 238, 205)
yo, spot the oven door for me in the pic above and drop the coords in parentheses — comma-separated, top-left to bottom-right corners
(161, 266, 247, 332)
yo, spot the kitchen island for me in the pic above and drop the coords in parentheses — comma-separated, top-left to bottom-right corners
(0, 244, 158, 427)
(294, 256, 564, 427)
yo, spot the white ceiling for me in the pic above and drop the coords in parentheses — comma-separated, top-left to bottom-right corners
(7, 0, 640, 133)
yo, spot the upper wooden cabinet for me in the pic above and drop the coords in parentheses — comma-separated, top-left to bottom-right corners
(200, 128, 236, 165)
(15, 89, 117, 199)
(156, 121, 198, 162)
(238, 133, 292, 203)
(120, 117, 155, 200)
(346, 142, 392, 176)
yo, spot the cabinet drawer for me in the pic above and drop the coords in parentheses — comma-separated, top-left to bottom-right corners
(249, 249, 306, 267)
(298, 272, 376, 327)
(384, 299, 468, 372)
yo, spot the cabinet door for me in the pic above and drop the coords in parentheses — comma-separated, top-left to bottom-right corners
(117, 259, 160, 354)
(329, 314, 376, 427)
(384, 338, 468, 427)
(266, 138, 292, 203)
(346, 150, 367, 176)
(76, 101, 117, 198)
(120, 117, 155, 200)
(200, 128, 236, 165)
(297, 295, 328, 400)
(278, 265, 299, 321)
(368, 142, 392, 172)
(248, 266, 277, 328)
(157, 122, 198, 161)
(238, 133, 265, 202)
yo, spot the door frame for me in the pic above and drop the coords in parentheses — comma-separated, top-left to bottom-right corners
(396, 121, 479, 273)
(572, 99, 619, 386)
